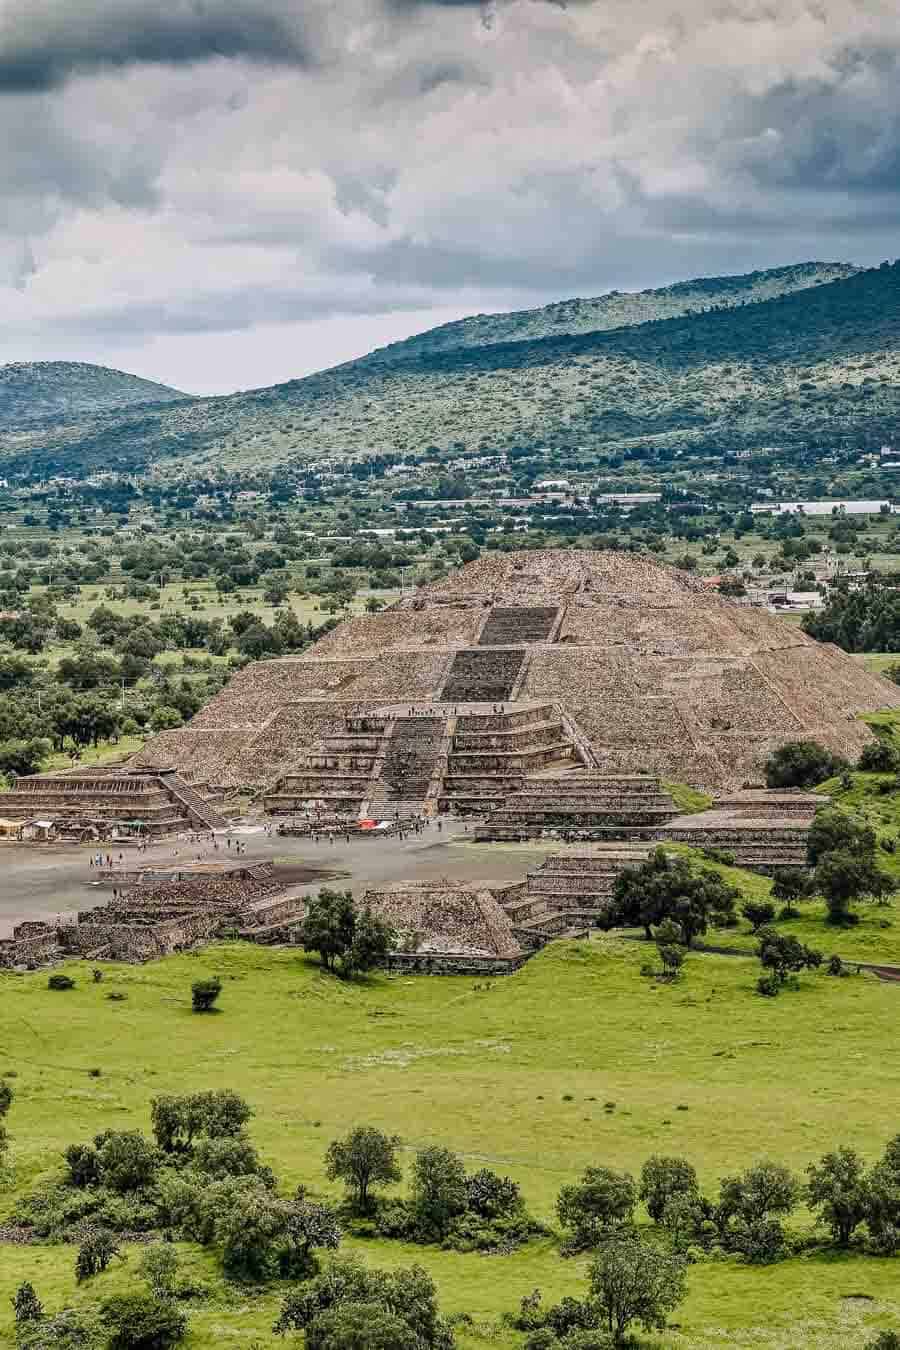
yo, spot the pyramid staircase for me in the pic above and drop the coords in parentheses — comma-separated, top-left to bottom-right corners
(478, 606, 559, 646)
(476, 774, 680, 841)
(164, 773, 230, 831)
(264, 702, 583, 821)
(264, 716, 388, 818)
(496, 846, 653, 947)
(439, 704, 578, 816)
(440, 648, 527, 703)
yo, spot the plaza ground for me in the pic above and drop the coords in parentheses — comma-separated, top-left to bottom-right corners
(0, 819, 549, 937)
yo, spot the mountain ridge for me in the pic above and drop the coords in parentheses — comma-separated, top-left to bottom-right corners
(2, 259, 898, 475)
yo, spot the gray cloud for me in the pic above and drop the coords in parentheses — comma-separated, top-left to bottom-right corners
(2, 0, 900, 391)
(0, 1, 320, 92)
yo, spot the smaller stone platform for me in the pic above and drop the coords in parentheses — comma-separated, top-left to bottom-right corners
(476, 773, 680, 842)
(0, 767, 231, 838)
(662, 789, 825, 873)
(362, 879, 531, 974)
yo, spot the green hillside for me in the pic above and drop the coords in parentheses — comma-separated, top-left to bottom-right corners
(367, 261, 859, 361)
(3, 260, 899, 476)
(0, 361, 186, 431)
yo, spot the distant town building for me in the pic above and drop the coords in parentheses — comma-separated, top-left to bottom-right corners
(751, 500, 893, 516)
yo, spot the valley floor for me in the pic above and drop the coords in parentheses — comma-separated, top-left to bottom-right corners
(1, 938, 899, 1348)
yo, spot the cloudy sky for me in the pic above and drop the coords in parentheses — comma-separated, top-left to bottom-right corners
(1, 0, 899, 394)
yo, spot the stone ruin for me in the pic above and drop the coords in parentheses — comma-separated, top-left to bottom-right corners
(0, 766, 230, 839)
(662, 789, 825, 874)
(130, 550, 900, 815)
(361, 880, 532, 975)
(475, 772, 680, 842)
(0, 865, 306, 968)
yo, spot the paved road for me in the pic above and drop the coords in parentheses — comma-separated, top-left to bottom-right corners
(0, 820, 548, 937)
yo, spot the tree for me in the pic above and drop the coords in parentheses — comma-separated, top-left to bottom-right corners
(865, 1135, 900, 1256)
(411, 1146, 468, 1240)
(757, 927, 822, 991)
(0, 737, 50, 777)
(306, 1303, 418, 1350)
(805, 1147, 870, 1247)
(765, 741, 843, 789)
(807, 809, 876, 865)
(742, 900, 776, 933)
(770, 868, 810, 908)
(0, 1077, 14, 1119)
(324, 1126, 402, 1213)
(75, 1227, 121, 1281)
(138, 1245, 179, 1299)
(273, 1256, 453, 1348)
(100, 1293, 188, 1350)
(588, 1235, 687, 1346)
(347, 907, 397, 977)
(717, 1160, 798, 1261)
(12, 1282, 43, 1326)
(609, 849, 737, 947)
(95, 1129, 160, 1194)
(300, 890, 396, 977)
(639, 1156, 699, 1224)
(556, 1167, 637, 1250)
(300, 889, 357, 972)
(283, 1196, 342, 1276)
(654, 917, 686, 979)
(150, 1090, 252, 1153)
(191, 977, 222, 1013)
(150, 706, 183, 732)
(466, 1168, 522, 1219)
(814, 850, 895, 924)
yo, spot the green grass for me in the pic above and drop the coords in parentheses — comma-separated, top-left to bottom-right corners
(2, 939, 900, 1347)
(663, 781, 714, 815)
(43, 733, 146, 773)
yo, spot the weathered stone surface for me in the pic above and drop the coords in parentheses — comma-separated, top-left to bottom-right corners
(132, 550, 900, 794)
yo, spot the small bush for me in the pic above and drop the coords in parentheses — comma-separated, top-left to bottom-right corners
(75, 1227, 121, 1282)
(191, 978, 222, 1013)
(756, 974, 780, 998)
(101, 1292, 188, 1350)
(48, 974, 75, 991)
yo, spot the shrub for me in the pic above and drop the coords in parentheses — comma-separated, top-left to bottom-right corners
(100, 1293, 188, 1350)
(12, 1281, 44, 1325)
(138, 1245, 179, 1298)
(75, 1227, 121, 1282)
(765, 741, 844, 789)
(191, 978, 221, 1013)
(48, 974, 75, 991)
(742, 901, 776, 933)
(859, 740, 900, 773)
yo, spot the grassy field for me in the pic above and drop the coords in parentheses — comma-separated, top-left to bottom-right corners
(1, 938, 899, 1348)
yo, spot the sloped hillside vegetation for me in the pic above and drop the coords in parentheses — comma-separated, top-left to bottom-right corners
(3, 261, 900, 476)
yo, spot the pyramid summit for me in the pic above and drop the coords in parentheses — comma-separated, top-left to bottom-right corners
(134, 549, 900, 802)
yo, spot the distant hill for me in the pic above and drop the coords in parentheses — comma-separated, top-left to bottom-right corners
(0, 362, 186, 431)
(365, 261, 860, 363)
(2, 260, 899, 476)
